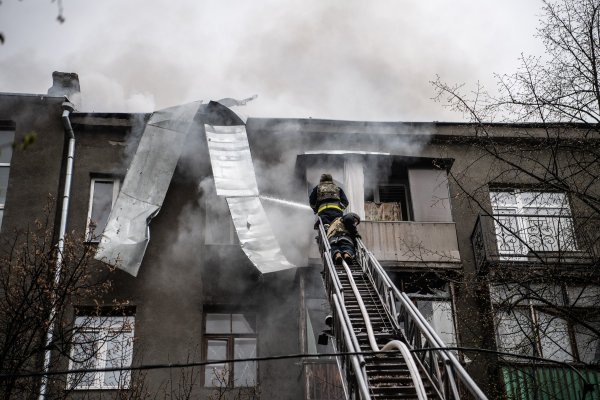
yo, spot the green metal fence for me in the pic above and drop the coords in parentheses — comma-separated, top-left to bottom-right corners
(502, 365, 600, 400)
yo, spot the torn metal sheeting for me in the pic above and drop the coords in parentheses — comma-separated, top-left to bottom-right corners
(95, 101, 202, 276)
(205, 115, 296, 274)
(227, 197, 295, 273)
(205, 125, 259, 197)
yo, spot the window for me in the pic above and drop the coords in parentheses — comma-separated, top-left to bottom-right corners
(87, 178, 119, 241)
(364, 160, 412, 221)
(491, 283, 600, 363)
(490, 190, 576, 259)
(363, 161, 452, 223)
(391, 273, 458, 347)
(0, 130, 14, 230)
(203, 312, 257, 387)
(67, 315, 134, 390)
(365, 184, 410, 221)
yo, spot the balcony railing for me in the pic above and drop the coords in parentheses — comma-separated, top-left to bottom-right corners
(358, 221, 461, 266)
(471, 214, 599, 272)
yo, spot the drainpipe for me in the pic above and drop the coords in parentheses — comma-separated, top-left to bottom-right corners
(38, 100, 76, 400)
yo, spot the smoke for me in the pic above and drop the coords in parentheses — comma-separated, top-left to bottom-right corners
(80, 73, 156, 112)
(0, 0, 544, 121)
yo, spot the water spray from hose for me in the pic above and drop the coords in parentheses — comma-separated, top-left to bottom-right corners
(259, 195, 312, 211)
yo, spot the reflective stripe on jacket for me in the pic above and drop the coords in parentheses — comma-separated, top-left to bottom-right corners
(318, 203, 344, 213)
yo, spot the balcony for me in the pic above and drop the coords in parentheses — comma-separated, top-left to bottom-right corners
(357, 221, 461, 267)
(471, 214, 598, 273)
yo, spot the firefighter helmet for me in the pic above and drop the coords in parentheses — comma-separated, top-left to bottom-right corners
(343, 212, 361, 225)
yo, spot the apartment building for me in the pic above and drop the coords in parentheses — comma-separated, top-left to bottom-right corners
(0, 72, 598, 399)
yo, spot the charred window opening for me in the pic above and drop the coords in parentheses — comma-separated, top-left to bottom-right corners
(86, 177, 120, 242)
(300, 154, 453, 223)
(202, 311, 257, 388)
(364, 160, 412, 221)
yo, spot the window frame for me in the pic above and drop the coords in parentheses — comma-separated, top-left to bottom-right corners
(391, 274, 459, 349)
(67, 315, 135, 390)
(0, 129, 15, 231)
(489, 190, 577, 258)
(490, 282, 600, 364)
(86, 177, 120, 242)
(364, 183, 411, 222)
(202, 312, 257, 388)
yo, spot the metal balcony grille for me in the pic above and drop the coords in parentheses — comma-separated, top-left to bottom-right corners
(471, 214, 598, 272)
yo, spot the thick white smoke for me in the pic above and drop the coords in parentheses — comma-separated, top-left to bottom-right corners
(0, 0, 544, 120)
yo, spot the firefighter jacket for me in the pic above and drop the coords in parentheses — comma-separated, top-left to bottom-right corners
(309, 182, 349, 214)
(326, 216, 359, 245)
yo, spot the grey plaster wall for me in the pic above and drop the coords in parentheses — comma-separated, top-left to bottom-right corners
(0, 94, 66, 240)
(3, 92, 595, 399)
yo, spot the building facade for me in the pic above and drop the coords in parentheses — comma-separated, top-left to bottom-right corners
(0, 72, 598, 399)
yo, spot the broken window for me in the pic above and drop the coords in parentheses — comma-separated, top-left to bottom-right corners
(301, 154, 453, 223)
(87, 178, 119, 242)
(203, 312, 257, 388)
(364, 160, 452, 222)
(364, 160, 411, 221)
(67, 315, 135, 390)
(0, 130, 14, 230)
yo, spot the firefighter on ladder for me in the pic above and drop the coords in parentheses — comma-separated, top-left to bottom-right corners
(309, 173, 349, 229)
(327, 212, 361, 265)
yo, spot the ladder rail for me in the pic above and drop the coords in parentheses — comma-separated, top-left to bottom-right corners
(318, 219, 429, 400)
(357, 242, 448, 395)
(319, 222, 372, 399)
(333, 294, 372, 400)
(356, 239, 489, 400)
(340, 259, 428, 400)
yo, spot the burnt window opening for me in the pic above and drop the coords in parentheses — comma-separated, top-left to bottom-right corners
(364, 161, 412, 222)
(301, 154, 453, 223)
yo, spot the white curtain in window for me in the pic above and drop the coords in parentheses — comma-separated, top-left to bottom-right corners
(343, 159, 365, 220)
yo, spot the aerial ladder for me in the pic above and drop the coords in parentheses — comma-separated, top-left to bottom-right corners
(316, 219, 489, 400)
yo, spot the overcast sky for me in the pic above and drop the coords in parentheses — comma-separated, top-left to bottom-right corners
(0, 0, 544, 121)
